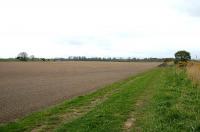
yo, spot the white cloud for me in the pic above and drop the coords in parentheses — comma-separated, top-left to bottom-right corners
(0, 0, 200, 58)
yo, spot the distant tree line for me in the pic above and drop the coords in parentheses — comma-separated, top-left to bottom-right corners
(0, 52, 176, 62)
(53, 56, 171, 62)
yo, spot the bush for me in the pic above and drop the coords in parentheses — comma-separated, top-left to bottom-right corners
(175, 50, 191, 64)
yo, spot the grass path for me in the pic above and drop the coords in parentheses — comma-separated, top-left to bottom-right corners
(55, 68, 162, 132)
(1, 67, 200, 132)
(123, 69, 164, 132)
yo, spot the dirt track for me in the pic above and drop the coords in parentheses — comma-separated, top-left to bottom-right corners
(0, 62, 159, 122)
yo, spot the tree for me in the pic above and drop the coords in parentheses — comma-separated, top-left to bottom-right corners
(17, 52, 28, 61)
(41, 58, 46, 61)
(30, 55, 35, 61)
(175, 50, 191, 63)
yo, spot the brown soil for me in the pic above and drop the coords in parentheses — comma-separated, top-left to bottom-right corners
(0, 61, 159, 122)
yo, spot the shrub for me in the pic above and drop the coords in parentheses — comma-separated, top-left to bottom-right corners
(174, 50, 191, 64)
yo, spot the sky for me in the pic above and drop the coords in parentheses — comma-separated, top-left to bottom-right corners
(0, 0, 200, 59)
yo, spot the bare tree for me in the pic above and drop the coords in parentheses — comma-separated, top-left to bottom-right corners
(30, 55, 35, 61)
(17, 52, 28, 61)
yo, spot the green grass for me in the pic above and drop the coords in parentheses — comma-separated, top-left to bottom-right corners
(135, 67, 200, 132)
(1, 67, 200, 132)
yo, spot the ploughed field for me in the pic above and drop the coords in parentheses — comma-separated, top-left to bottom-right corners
(0, 62, 159, 122)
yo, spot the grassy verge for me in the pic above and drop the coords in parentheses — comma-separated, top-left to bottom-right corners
(1, 66, 200, 132)
(135, 67, 200, 131)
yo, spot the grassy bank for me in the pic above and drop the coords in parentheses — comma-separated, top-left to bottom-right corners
(1, 66, 200, 131)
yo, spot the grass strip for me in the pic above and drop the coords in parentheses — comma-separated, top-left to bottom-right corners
(55, 68, 162, 132)
(135, 67, 200, 132)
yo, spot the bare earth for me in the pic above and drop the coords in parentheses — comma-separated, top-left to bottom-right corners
(0, 62, 159, 122)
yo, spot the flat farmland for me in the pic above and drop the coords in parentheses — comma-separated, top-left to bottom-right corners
(0, 62, 159, 122)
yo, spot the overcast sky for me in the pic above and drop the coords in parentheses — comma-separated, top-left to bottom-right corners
(0, 0, 200, 58)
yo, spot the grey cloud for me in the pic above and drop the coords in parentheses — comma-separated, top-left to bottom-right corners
(187, 7, 200, 17)
(177, 0, 200, 16)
